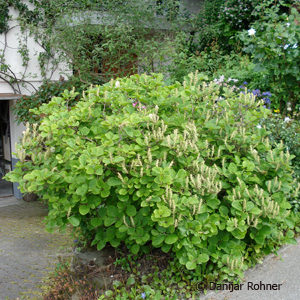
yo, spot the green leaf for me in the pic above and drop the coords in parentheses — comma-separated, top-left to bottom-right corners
(107, 206, 119, 217)
(250, 206, 261, 215)
(242, 160, 255, 171)
(219, 205, 229, 216)
(126, 276, 135, 286)
(246, 202, 255, 211)
(104, 216, 117, 226)
(207, 198, 220, 209)
(79, 126, 90, 135)
(161, 243, 172, 253)
(69, 216, 80, 227)
(152, 234, 165, 247)
(95, 166, 103, 175)
(165, 234, 178, 245)
(126, 205, 137, 217)
(197, 253, 209, 263)
(75, 184, 88, 196)
(130, 244, 140, 254)
(79, 205, 90, 215)
(280, 201, 291, 209)
(186, 261, 197, 270)
(97, 240, 106, 251)
(107, 177, 122, 186)
(101, 190, 110, 198)
(232, 201, 242, 211)
(228, 163, 237, 173)
(118, 188, 127, 195)
(91, 218, 102, 227)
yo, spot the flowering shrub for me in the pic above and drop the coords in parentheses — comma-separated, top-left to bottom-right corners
(5, 73, 299, 281)
(240, 6, 300, 111)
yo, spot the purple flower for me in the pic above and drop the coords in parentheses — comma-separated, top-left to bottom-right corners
(132, 102, 138, 107)
(74, 239, 78, 243)
(141, 292, 146, 299)
(142, 106, 146, 109)
(243, 81, 248, 85)
(264, 97, 271, 104)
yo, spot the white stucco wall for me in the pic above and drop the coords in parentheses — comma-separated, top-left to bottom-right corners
(0, 1, 71, 166)
(0, 2, 71, 95)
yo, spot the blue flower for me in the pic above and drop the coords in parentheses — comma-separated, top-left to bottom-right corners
(243, 81, 248, 85)
(252, 89, 261, 96)
(262, 91, 272, 97)
(263, 97, 271, 104)
(141, 292, 146, 299)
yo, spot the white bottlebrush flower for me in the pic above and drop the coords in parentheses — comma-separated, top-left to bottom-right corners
(115, 80, 120, 88)
(286, 22, 290, 27)
(256, 124, 262, 129)
(284, 44, 290, 50)
(292, 43, 298, 49)
(248, 28, 256, 36)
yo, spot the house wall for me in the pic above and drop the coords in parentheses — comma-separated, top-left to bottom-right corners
(0, 1, 71, 199)
(0, 3, 71, 95)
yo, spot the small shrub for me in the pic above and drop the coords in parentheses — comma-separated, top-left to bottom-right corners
(6, 73, 299, 281)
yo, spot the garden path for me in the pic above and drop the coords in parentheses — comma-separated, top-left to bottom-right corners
(0, 199, 73, 299)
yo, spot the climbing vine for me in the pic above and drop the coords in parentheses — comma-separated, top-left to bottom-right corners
(0, 0, 190, 123)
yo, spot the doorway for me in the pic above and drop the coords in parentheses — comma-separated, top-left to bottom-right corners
(0, 100, 13, 197)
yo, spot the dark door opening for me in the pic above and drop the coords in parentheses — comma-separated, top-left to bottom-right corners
(0, 100, 13, 197)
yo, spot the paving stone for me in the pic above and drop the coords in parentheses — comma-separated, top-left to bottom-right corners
(0, 199, 73, 299)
